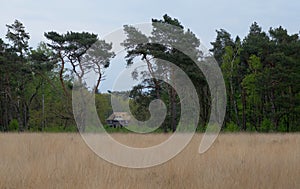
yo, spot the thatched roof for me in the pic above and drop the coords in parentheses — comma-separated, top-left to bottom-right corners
(106, 112, 131, 121)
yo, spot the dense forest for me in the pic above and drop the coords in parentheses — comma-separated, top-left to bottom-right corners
(0, 15, 299, 132)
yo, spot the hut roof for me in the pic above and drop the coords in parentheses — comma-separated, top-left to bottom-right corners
(106, 112, 131, 121)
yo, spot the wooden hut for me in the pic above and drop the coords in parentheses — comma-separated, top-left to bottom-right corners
(106, 112, 131, 128)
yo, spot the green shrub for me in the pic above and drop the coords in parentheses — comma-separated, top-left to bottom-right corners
(246, 123, 256, 132)
(260, 118, 273, 132)
(224, 122, 240, 132)
(278, 123, 286, 132)
(8, 119, 18, 131)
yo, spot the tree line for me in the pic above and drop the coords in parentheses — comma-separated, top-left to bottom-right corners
(210, 23, 300, 132)
(0, 15, 299, 132)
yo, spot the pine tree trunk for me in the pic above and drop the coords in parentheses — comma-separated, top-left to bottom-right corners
(230, 82, 241, 129)
(242, 88, 247, 131)
(16, 102, 23, 131)
(270, 90, 278, 130)
(171, 87, 177, 132)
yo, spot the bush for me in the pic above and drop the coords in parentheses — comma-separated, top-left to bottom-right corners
(8, 119, 19, 131)
(246, 123, 256, 132)
(196, 125, 206, 132)
(260, 118, 273, 132)
(278, 122, 286, 132)
(224, 122, 240, 132)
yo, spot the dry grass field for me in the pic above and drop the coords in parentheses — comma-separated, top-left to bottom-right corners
(0, 133, 299, 189)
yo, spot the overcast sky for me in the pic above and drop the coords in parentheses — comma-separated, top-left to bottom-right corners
(1, 0, 299, 47)
(1, 0, 299, 92)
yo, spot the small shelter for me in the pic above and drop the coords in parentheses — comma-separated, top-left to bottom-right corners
(106, 112, 131, 127)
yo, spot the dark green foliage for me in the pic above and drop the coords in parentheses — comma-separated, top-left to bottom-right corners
(122, 14, 206, 132)
(210, 29, 235, 64)
(224, 122, 240, 132)
(8, 119, 19, 131)
(211, 22, 300, 132)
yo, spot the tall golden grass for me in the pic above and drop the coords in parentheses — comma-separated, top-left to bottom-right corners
(0, 133, 299, 189)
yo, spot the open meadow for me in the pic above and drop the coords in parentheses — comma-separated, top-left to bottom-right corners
(0, 133, 299, 189)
